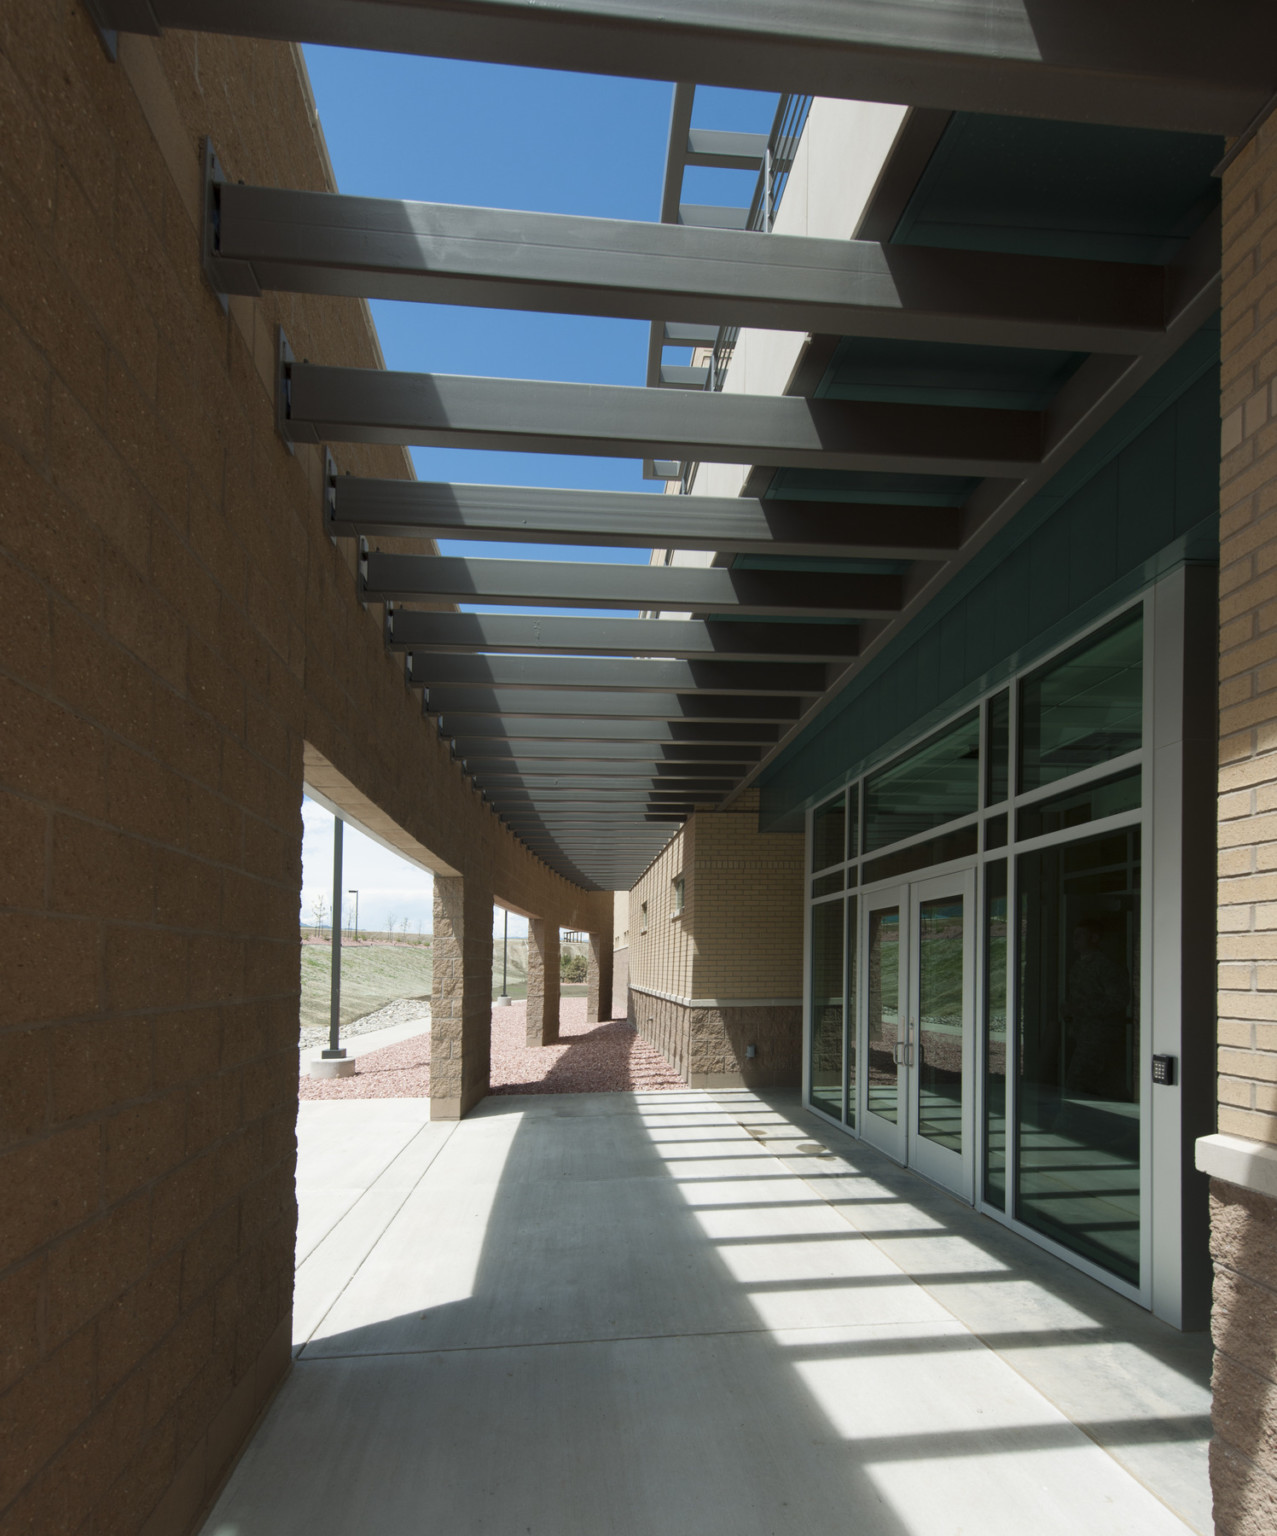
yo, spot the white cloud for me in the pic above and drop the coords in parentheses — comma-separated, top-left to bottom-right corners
(300, 797, 530, 938)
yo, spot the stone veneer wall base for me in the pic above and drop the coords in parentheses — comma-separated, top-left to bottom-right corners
(629, 987, 802, 1089)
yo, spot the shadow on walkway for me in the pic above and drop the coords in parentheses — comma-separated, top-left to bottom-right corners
(208, 1089, 1211, 1536)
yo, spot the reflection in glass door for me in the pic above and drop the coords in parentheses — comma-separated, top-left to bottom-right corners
(915, 897, 965, 1152)
(907, 874, 974, 1198)
(858, 874, 975, 1199)
(862, 898, 906, 1163)
(808, 899, 844, 1121)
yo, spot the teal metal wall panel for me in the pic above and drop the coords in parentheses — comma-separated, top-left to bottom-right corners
(757, 326, 1220, 832)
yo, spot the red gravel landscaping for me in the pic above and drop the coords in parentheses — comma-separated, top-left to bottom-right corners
(300, 996, 685, 1101)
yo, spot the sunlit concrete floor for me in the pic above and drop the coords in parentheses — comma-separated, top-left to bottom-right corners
(200, 1090, 1213, 1536)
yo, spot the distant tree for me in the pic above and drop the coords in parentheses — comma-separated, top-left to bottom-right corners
(385, 913, 398, 943)
(310, 894, 330, 936)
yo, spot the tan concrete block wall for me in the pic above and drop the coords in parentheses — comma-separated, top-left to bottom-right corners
(0, 8, 609, 1534)
(1219, 116, 1277, 1146)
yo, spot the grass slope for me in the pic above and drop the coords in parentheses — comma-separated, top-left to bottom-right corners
(299, 938, 591, 1029)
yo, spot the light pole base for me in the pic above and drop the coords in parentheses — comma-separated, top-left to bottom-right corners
(310, 1057, 356, 1079)
(495, 994, 512, 1007)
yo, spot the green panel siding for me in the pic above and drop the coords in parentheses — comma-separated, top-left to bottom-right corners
(758, 328, 1219, 832)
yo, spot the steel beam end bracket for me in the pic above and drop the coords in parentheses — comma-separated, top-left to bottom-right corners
(324, 449, 340, 545)
(404, 652, 422, 690)
(276, 330, 318, 453)
(203, 140, 261, 307)
(81, 0, 160, 60)
(356, 535, 371, 612)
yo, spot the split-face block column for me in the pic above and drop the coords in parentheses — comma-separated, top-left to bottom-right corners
(432, 875, 494, 1119)
(526, 917, 561, 1046)
(587, 931, 615, 1023)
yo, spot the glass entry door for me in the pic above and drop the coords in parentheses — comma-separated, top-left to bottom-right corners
(859, 872, 975, 1199)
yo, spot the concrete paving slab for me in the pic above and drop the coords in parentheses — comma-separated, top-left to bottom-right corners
(202, 1089, 1211, 1536)
(203, 1323, 1195, 1536)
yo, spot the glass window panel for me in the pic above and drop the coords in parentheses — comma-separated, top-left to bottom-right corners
(984, 861, 1008, 1210)
(845, 896, 858, 1127)
(1017, 768, 1141, 842)
(809, 898, 844, 1120)
(812, 792, 847, 871)
(866, 906, 901, 1123)
(1019, 609, 1143, 792)
(862, 825, 978, 884)
(1015, 828, 1141, 1286)
(917, 896, 965, 1155)
(812, 871, 844, 898)
(864, 711, 980, 852)
(986, 689, 1010, 806)
(984, 813, 1008, 851)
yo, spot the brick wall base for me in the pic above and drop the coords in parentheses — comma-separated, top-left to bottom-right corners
(1209, 1178, 1277, 1534)
(629, 988, 801, 1088)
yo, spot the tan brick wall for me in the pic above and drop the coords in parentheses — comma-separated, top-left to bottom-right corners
(1219, 116, 1277, 1146)
(689, 790, 804, 1000)
(626, 791, 804, 1084)
(627, 820, 696, 1000)
(0, 8, 608, 1533)
(627, 792, 803, 1007)
(1214, 109, 1277, 1536)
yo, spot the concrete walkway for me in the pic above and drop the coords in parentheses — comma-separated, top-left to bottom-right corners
(200, 1090, 1213, 1536)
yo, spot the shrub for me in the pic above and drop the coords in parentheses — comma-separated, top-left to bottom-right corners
(560, 951, 588, 983)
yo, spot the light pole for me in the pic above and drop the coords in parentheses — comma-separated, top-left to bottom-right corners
(322, 816, 349, 1065)
(348, 888, 359, 943)
(496, 907, 511, 1006)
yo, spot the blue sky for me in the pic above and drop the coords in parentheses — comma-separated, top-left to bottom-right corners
(298, 52, 775, 925)
(302, 49, 776, 578)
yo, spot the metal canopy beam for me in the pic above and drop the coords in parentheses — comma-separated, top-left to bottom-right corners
(367, 553, 902, 618)
(446, 719, 781, 744)
(453, 740, 761, 765)
(472, 762, 741, 779)
(336, 479, 960, 561)
(508, 826, 685, 834)
(480, 774, 735, 790)
(103, 1, 1271, 134)
(406, 653, 826, 695)
(286, 364, 1042, 477)
(215, 181, 1168, 354)
(426, 689, 804, 722)
(388, 611, 860, 664)
(495, 798, 728, 816)
(484, 782, 736, 798)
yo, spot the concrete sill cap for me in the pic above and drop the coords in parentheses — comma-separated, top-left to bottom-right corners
(1195, 1133, 1277, 1200)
